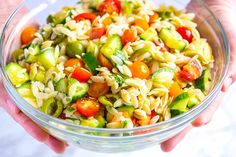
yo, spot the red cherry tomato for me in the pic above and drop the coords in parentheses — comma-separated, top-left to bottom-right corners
(71, 67, 93, 82)
(89, 27, 107, 40)
(121, 29, 136, 46)
(98, 0, 122, 14)
(150, 110, 157, 119)
(179, 70, 195, 81)
(76, 98, 100, 117)
(177, 26, 193, 43)
(21, 26, 37, 45)
(74, 13, 97, 23)
(88, 82, 110, 98)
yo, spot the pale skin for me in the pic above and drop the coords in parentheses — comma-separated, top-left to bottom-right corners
(0, 0, 235, 154)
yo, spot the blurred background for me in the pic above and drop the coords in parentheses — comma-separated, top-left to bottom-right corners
(1, 0, 236, 157)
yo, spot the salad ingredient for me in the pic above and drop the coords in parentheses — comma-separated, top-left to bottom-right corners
(169, 82, 183, 98)
(117, 106, 135, 118)
(129, 61, 150, 79)
(98, 0, 122, 14)
(177, 26, 193, 43)
(89, 27, 107, 39)
(71, 67, 93, 82)
(88, 82, 110, 98)
(66, 41, 85, 58)
(170, 92, 190, 117)
(76, 98, 100, 117)
(82, 52, 99, 74)
(64, 58, 84, 68)
(74, 13, 97, 22)
(140, 27, 158, 41)
(21, 26, 37, 45)
(41, 98, 63, 117)
(68, 78, 89, 102)
(55, 78, 68, 94)
(195, 68, 212, 94)
(37, 48, 56, 69)
(135, 18, 149, 31)
(121, 29, 136, 46)
(98, 52, 114, 70)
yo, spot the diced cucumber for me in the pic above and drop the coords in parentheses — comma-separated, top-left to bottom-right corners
(170, 92, 190, 117)
(158, 11, 172, 20)
(66, 41, 85, 58)
(140, 28, 158, 41)
(68, 78, 88, 102)
(112, 49, 126, 65)
(159, 28, 187, 51)
(12, 49, 24, 61)
(47, 7, 72, 25)
(123, 0, 133, 15)
(86, 41, 99, 57)
(152, 68, 175, 87)
(41, 98, 63, 117)
(117, 106, 135, 118)
(100, 35, 122, 59)
(5, 62, 29, 86)
(96, 115, 106, 128)
(187, 96, 200, 108)
(29, 64, 45, 82)
(25, 44, 40, 63)
(195, 68, 212, 94)
(82, 52, 99, 74)
(37, 48, 56, 69)
(55, 78, 68, 94)
(130, 48, 152, 61)
(80, 118, 99, 128)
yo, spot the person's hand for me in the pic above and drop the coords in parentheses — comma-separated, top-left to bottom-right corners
(0, 0, 67, 153)
(161, 0, 236, 152)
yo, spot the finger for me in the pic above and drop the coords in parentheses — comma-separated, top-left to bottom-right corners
(44, 136, 67, 154)
(160, 125, 193, 152)
(222, 75, 233, 92)
(192, 91, 226, 127)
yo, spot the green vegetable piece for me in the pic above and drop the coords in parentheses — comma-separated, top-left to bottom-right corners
(123, 0, 133, 15)
(140, 28, 158, 41)
(5, 63, 29, 86)
(12, 49, 24, 61)
(170, 92, 190, 117)
(152, 68, 175, 87)
(130, 48, 151, 61)
(121, 120, 128, 128)
(187, 96, 200, 109)
(55, 78, 68, 94)
(37, 48, 56, 69)
(66, 41, 85, 58)
(48, 7, 72, 25)
(158, 11, 172, 20)
(82, 52, 99, 74)
(117, 105, 135, 118)
(98, 94, 119, 107)
(29, 64, 46, 82)
(170, 110, 186, 118)
(16, 82, 37, 107)
(25, 44, 40, 63)
(113, 75, 124, 86)
(89, 0, 102, 10)
(68, 78, 88, 102)
(100, 35, 122, 59)
(41, 98, 63, 117)
(112, 49, 126, 65)
(80, 119, 99, 128)
(96, 115, 106, 128)
(159, 28, 187, 51)
(195, 68, 212, 94)
(86, 41, 99, 56)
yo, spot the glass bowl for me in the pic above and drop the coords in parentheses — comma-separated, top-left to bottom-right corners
(0, 0, 229, 153)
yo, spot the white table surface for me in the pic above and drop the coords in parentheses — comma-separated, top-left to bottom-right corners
(1, 83, 236, 157)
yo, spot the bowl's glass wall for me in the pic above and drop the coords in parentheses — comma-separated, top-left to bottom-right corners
(0, 0, 229, 152)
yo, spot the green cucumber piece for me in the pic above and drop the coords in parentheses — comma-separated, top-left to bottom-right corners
(80, 119, 99, 128)
(5, 63, 29, 86)
(47, 7, 72, 25)
(96, 115, 106, 128)
(112, 49, 126, 65)
(55, 78, 68, 94)
(140, 28, 158, 41)
(129, 48, 151, 61)
(187, 96, 200, 108)
(152, 68, 175, 87)
(41, 98, 63, 117)
(159, 28, 187, 51)
(158, 11, 172, 20)
(123, 0, 133, 15)
(117, 106, 135, 118)
(195, 68, 212, 94)
(82, 52, 99, 74)
(12, 49, 24, 61)
(66, 41, 85, 58)
(100, 35, 122, 59)
(37, 48, 56, 69)
(86, 41, 99, 56)
(25, 44, 40, 63)
(68, 78, 88, 102)
(29, 64, 45, 82)
(170, 92, 190, 117)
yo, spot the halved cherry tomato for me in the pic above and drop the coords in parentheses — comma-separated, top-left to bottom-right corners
(169, 82, 183, 98)
(177, 26, 193, 43)
(21, 26, 37, 45)
(98, 52, 113, 71)
(71, 67, 93, 82)
(132, 117, 137, 126)
(76, 98, 100, 117)
(88, 82, 110, 98)
(149, 12, 159, 25)
(150, 110, 157, 119)
(74, 13, 97, 23)
(121, 29, 136, 46)
(129, 61, 150, 79)
(134, 19, 149, 31)
(64, 58, 84, 68)
(179, 70, 195, 81)
(89, 27, 107, 40)
(98, 0, 122, 14)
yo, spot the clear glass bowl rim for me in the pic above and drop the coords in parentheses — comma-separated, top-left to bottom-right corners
(0, 0, 230, 134)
